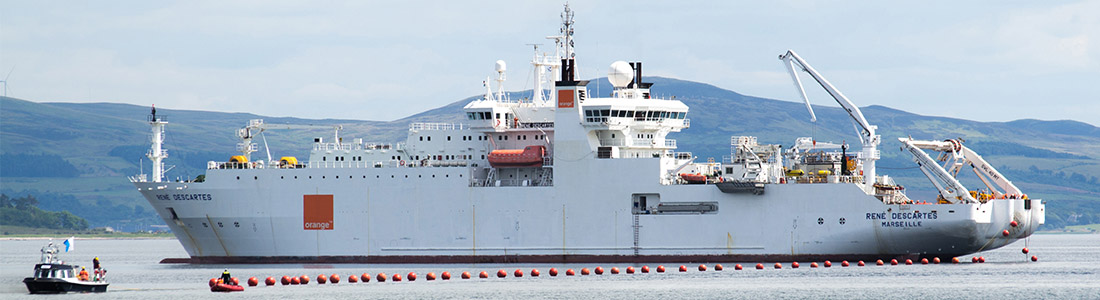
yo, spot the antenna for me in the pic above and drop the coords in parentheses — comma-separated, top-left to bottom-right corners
(1, 66, 13, 97)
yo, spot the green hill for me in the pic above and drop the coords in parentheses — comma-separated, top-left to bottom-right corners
(1, 77, 1097, 230)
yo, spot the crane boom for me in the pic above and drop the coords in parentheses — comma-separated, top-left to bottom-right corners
(779, 50, 881, 192)
(237, 119, 342, 161)
(899, 138, 977, 203)
(902, 138, 1022, 199)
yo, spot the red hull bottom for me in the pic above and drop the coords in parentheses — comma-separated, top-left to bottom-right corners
(164, 253, 943, 265)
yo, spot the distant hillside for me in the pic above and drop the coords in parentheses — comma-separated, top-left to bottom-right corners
(2, 77, 1098, 230)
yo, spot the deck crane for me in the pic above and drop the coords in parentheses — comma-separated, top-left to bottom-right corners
(237, 119, 342, 163)
(779, 50, 881, 193)
(899, 138, 1023, 203)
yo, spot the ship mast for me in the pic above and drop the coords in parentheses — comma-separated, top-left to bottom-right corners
(147, 105, 168, 183)
(560, 3, 576, 82)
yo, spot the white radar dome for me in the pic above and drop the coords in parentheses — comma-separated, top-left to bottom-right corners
(495, 60, 507, 73)
(608, 61, 634, 88)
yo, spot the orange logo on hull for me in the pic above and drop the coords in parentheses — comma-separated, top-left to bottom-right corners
(557, 90, 574, 108)
(303, 194, 333, 230)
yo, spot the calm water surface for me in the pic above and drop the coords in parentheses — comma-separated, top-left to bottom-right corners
(2, 234, 1098, 299)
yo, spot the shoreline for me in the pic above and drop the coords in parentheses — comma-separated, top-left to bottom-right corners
(0, 236, 177, 240)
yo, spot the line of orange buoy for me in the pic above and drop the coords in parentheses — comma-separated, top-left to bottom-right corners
(221, 255, 1039, 289)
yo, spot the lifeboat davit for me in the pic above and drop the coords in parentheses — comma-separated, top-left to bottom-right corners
(211, 283, 245, 292)
(679, 173, 708, 184)
(488, 145, 546, 168)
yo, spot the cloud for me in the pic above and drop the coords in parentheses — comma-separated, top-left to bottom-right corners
(1, 0, 1097, 126)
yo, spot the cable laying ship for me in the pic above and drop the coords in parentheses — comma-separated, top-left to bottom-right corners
(133, 5, 1043, 264)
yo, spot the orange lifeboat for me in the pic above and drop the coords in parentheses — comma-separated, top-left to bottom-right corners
(679, 173, 708, 184)
(488, 145, 546, 168)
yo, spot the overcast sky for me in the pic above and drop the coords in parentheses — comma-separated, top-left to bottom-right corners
(2, 1, 1097, 125)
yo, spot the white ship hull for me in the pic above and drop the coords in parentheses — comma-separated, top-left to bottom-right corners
(136, 157, 1043, 263)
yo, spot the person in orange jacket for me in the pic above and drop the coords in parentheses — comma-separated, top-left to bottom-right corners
(78, 267, 89, 281)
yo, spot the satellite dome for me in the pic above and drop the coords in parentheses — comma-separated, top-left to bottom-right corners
(495, 60, 507, 73)
(607, 61, 633, 88)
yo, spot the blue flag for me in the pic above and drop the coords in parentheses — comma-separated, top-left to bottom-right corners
(63, 237, 74, 252)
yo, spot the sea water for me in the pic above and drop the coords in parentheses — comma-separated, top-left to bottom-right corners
(2, 234, 1097, 299)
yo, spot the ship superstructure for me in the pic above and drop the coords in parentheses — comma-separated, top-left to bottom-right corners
(132, 4, 1043, 264)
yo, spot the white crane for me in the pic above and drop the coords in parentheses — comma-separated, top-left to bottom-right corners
(899, 138, 1023, 203)
(779, 50, 881, 193)
(237, 119, 342, 162)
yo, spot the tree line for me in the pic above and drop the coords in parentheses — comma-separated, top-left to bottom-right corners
(0, 194, 89, 230)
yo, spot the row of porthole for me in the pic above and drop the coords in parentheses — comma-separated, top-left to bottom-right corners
(816, 217, 847, 225)
(201, 221, 240, 228)
(236, 174, 465, 180)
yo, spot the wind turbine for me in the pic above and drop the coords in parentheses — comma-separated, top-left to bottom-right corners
(0, 66, 13, 97)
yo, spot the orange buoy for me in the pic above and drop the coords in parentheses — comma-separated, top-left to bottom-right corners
(247, 277, 259, 286)
(641, 266, 650, 273)
(657, 265, 666, 273)
(426, 272, 436, 281)
(531, 269, 540, 277)
(299, 276, 309, 285)
(392, 274, 402, 282)
(972, 256, 979, 263)
(679, 265, 687, 272)
(921, 258, 929, 265)
(698, 264, 707, 271)
(230, 277, 239, 285)
(566, 269, 576, 276)
(774, 263, 782, 269)
(442, 271, 452, 280)
(376, 273, 387, 282)
(755, 263, 764, 270)
(549, 268, 559, 276)
(610, 267, 620, 274)
(514, 269, 523, 277)
(479, 271, 489, 279)
(858, 260, 866, 267)
(265, 277, 276, 286)
(889, 259, 898, 265)
(595, 267, 604, 275)
(791, 262, 799, 268)
(581, 268, 591, 275)
(407, 272, 417, 281)
(1010, 220, 1018, 227)
(317, 274, 327, 284)
(348, 275, 358, 283)
(330, 274, 340, 284)
(905, 259, 913, 265)
(209, 278, 217, 287)
(933, 257, 941, 264)
(824, 260, 832, 267)
(1022, 248, 1029, 254)
(291, 276, 300, 285)
(362, 273, 371, 282)
(626, 266, 635, 274)
(714, 264, 723, 271)
(810, 262, 819, 268)
(735, 264, 743, 270)
(952, 257, 960, 264)
(1031, 255, 1038, 262)
(978, 256, 986, 263)
(461, 271, 471, 279)
(281, 276, 291, 285)
(1002, 230, 1010, 237)
(841, 260, 849, 267)
(876, 259, 884, 266)
(497, 269, 507, 278)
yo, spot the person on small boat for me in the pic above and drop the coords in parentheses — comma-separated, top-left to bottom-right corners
(220, 269, 232, 285)
(78, 267, 89, 281)
(92, 257, 106, 281)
